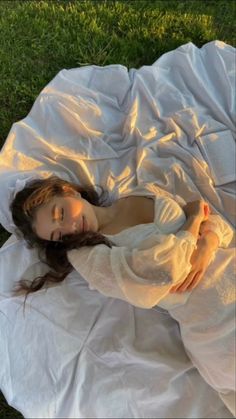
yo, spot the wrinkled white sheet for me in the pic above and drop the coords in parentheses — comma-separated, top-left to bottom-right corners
(0, 41, 235, 418)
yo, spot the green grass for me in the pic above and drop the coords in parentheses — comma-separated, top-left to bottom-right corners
(0, 0, 235, 417)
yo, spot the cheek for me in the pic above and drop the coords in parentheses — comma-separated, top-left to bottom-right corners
(66, 200, 83, 218)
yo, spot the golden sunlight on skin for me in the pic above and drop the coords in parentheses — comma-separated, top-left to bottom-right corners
(33, 194, 99, 241)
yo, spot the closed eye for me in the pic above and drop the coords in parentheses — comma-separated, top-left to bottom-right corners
(50, 206, 64, 241)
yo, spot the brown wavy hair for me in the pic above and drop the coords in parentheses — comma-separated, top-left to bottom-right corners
(10, 176, 113, 296)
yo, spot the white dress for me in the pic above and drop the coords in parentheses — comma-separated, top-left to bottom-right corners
(68, 186, 235, 414)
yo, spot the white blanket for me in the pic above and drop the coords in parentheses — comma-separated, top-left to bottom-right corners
(0, 41, 235, 418)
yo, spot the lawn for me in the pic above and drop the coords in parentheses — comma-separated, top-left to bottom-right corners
(0, 0, 235, 417)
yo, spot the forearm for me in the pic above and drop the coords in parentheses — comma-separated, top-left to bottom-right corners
(199, 216, 233, 248)
(199, 229, 219, 250)
(181, 217, 219, 255)
(171, 224, 219, 294)
(180, 200, 210, 240)
(180, 215, 202, 240)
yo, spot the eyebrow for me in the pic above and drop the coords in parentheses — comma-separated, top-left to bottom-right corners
(50, 204, 56, 241)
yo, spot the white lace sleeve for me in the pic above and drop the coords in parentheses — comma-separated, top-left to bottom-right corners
(67, 231, 196, 309)
(199, 214, 233, 247)
(154, 195, 186, 234)
(167, 195, 233, 248)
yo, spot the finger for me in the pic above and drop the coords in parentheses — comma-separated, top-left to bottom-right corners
(177, 270, 203, 292)
(170, 289, 177, 293)
(170, 272, 197, 293)
(170, 285, 179, 293)
(170, 283, 188, 293)
(180, 272, 200, 292)
(188, 271, 203, 291)
(182, 271, 203, 292)
(170, 280, 189, 292)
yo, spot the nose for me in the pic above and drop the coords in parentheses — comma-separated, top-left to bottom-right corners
(60, 220, 78, 236)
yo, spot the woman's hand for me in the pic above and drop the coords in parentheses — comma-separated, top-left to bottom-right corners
(183, 200, 210, 223)
(170, 234, 217, 293)
(179, 200, 210, 241)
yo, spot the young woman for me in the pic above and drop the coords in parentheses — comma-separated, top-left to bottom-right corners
(10, 175, 235, 415)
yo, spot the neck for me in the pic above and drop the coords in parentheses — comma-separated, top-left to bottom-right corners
(93, 201, 120, 232)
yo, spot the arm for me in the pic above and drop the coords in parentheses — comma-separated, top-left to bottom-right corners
(171, 214, 233, 294)
(199, 214, 233, 248)
(175, 194, 233, 247)
(170, 233, 218, 293)
(180, 199, 209, 239)
(180, 215, 203, 240)
(170, 199, 214, 293)
(171, 202, 234, 293)
(68, 199, 209, 306)
(67, 230, 197, 309)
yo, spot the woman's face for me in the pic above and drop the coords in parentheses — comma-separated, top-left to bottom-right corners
(33, 193, 99, 241)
